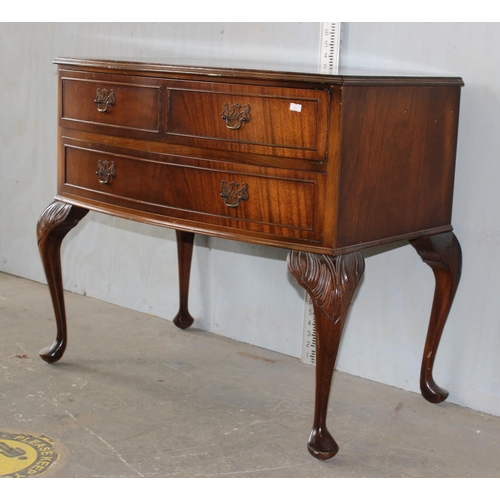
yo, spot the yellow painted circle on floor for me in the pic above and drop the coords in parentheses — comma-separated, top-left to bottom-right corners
(0, 432, 62, 478)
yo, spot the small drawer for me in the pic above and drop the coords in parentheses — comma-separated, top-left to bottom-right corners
(166, 81, 329, 160)
(61, 72, 161, 133)
(61, 142, 324, 241)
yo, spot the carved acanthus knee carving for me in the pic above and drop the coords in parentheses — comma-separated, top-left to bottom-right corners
(288, 251, 365, 324)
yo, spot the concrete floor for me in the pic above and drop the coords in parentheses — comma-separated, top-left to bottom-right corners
(1, 271, 499, 478)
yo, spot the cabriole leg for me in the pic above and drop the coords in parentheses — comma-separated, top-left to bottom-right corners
(288, 250, 365, 460)
(37, 201, 89, 363)
(173, 230, 195, 330)
(411, 231, 462, 403)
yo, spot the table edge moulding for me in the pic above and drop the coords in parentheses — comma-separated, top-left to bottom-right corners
(36, 57, 464, 461)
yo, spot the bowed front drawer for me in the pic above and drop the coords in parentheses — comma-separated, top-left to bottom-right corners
(61, 139, 324, 242)
(61, 71, 162, 133)
(165, 81, 329, 160)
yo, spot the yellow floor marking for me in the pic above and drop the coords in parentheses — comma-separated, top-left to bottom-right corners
(0, 431, 65, 478)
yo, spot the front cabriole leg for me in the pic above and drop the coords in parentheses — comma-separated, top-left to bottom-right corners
(37, 201, 89, 363)
(411, 231, 462, 403)
(288, 250, 365, 460)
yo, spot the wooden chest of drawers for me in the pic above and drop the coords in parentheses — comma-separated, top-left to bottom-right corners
(37, 57, 464, 461)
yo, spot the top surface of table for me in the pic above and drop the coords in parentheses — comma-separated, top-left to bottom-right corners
(54, 56, 464, 86)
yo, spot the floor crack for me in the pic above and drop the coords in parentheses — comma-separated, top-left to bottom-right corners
(51, 398, 145, 477)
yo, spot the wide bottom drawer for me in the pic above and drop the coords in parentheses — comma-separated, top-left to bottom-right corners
(60, 140, 324, 242)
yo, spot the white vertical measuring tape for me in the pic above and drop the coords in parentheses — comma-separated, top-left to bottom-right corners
(301, 23, 342, 367)
(318, 22, 342, 75)
(301, 294, 317, 366)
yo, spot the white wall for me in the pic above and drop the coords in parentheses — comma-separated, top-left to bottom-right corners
(1, 22, 500, 418)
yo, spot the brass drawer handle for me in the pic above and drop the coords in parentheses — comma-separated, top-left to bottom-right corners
(221, 103, 251, 130)
(94, 88, 115, 113)
(96, 160, 116, 184)
(220, 180, 249, 208)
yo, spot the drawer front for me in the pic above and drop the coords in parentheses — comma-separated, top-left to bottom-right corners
(167, 82, 329, 160)
(61, 72, 161, 133)
(61, 142, 323, 241)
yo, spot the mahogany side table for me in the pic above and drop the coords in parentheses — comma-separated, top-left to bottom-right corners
(37, 57, 463, 460)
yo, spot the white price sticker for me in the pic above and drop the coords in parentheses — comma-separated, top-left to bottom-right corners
(290, 103, 302, 112)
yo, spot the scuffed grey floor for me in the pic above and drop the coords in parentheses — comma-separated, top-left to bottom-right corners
(1, 272, 499, 477)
